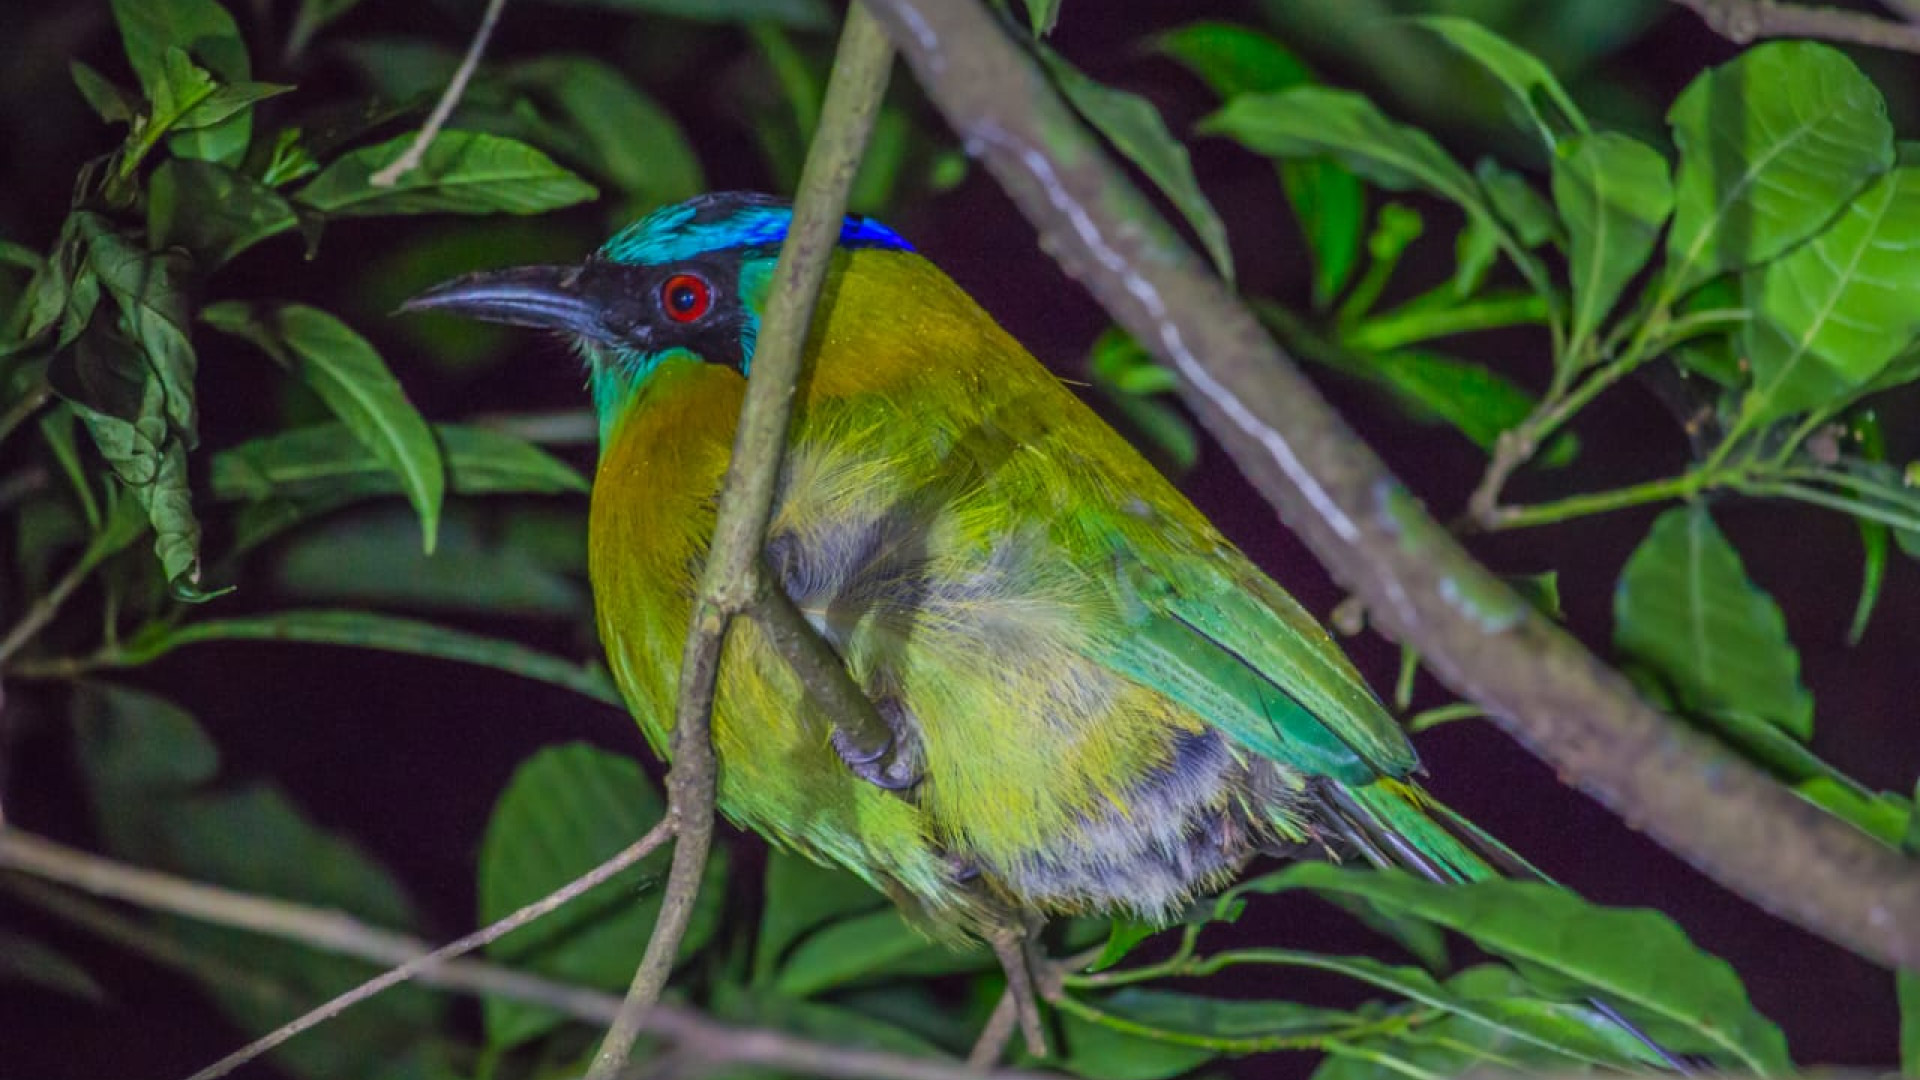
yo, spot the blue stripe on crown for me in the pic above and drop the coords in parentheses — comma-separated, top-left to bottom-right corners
(599, 194, 912, 266)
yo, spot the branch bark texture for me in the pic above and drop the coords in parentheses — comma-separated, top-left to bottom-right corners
(862, 0, 1920, 971)
(585, 6, 900, 1078)
(1667, 0, 1920, 52)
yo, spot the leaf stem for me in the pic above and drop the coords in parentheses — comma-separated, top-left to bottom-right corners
(583, 8, 896, 1080)
(1481, 472, 1707, 531)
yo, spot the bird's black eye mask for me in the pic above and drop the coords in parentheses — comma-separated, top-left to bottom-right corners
(569, 253, 757, 376)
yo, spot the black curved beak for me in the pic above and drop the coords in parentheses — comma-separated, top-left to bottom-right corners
(402, 265, 610, 342)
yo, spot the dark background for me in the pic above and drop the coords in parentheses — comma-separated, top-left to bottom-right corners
(2, 0, 1915, 1075)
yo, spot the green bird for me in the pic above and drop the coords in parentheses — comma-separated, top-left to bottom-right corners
(406, 191, 1541, 961)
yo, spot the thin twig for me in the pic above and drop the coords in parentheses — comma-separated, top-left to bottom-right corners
(0, 840, 1052, 1080)
(0, 550, 94, 666)
(582, 7, 898, 1079)
(1666, 0, 1920, 52)
(862, 0, 1920, 969)
(968, 988, 1021, 1069)
(0, 375, 52, 445)
(369, 0, 508, 187)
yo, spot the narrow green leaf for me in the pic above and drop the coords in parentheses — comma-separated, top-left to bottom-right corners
(213, 422, 585, 503)
(1667, 41, 1892, 292)
(296, 131, 597, 219)
(130, 610, 620, 705)
(1478, 158, 1560, 248)
(1155, 21, 1312, 99)
(1614, 505, 1814, 738)
(1203, 86, 1482, 215)
(479, 744, 724, 1048)
(1453, 215, 1499, 298)
(205, 303, 445, 552)
(1261, 864, 1791, 1073)
(148, 159, 298, 267)
(70, 60, 139, 124)
(1795, 778, 1911, 845)
(110, 0, 253, 165)
(1021, 0, 1061, 36)
(0, 933, 102, 1002)
(1414, 16, 1589, 147)
(1745, 167, 1920, 423)
(1552, 132, 1672, 352)
(753, 850, 888, 984)
(1046, 52, 1234, 283)
(776, 907, 989, 998)
(1851, 518, 1888, 645)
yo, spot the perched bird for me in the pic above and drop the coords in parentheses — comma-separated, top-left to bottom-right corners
(408, 192, 1517, 941)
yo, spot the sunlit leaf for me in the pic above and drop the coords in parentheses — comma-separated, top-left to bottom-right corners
(1744, 167, 1920, 423)
(1045, 51, 1234, 283)
(479, 744, 725, 1048)
(1414, 16, 1589, 147)
(1552, 132, 1672, 352)
(1614, 505, 1814, 738)
(203, 302, 445, 553)
(1667, 42, 1891, 292)
(296, 131, 597, 219)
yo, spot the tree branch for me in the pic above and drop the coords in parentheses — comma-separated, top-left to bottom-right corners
(369, 0, 509, 187)
(584, 7, 899, 1079)
(1666, 0, 1920, 52)
(0, 830, 1049, 1080)
(862, 0, 1920, 971)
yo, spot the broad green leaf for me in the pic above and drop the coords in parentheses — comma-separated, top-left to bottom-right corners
(270, 506, 588, 618)
(753, 849, 888, 984)
(296, 131, 597, 219)
(149, 159, 298, 266)
(75, 214, 197, 438)
(712, 986, 948, 1059)
(1745, 167, 1920, 423)
(1478, 158, 1560, 248)
(127, 610, 621, 704)
(1056, 1005, 1218, 1080)
(213, 422, 585, 503)
(110, 0, 253, 164)
(0, 933, 102, 1002)
(72, 684, 440, 1080)
(1156, 22, 1360, 304)
(479, 744, 726, 1048)
(1046, 52, 1234, 283)
(528, 0, 831, 27)
(204, 302, 445, 553)
(509, 56, 703, 213)
(1414, 16, 1589, 147)
(1261, 864, 1791, 1073)
(775, 907, 989, 998)
(1203, 86, 1481, 216)
(1552, 132, 1672, 352)
(1667, 41, 1892, 292)
(1615, 505, 1813, 737)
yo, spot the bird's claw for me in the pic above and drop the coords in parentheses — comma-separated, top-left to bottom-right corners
(831, 697, 924, 792)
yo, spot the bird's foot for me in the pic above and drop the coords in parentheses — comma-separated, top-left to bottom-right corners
(830, 697, 923, 791)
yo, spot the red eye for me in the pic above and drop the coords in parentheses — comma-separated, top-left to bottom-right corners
(660, 273, 712, 323)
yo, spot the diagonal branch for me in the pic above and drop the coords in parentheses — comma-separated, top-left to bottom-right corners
(861, 0, 1920, 972)
(583, 6, 900, 1079)
(1666, 0, 1920, 52)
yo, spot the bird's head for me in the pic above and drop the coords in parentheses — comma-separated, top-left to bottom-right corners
(404, 191, 912, 427)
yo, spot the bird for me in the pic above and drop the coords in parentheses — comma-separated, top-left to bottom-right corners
(406, 192, 1666, 1061)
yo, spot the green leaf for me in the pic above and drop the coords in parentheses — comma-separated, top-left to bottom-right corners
(1045, 52, 1234, 283)
(1261, 864, 1791, 1073)
(753, 849, 888, 984)
(213, 422, 585, 503)
(1614, 505, 1814, 738)
(509, 56, 704, 213)
(1452, 215, 1499, 298)
(479, 744, 726, 1048)
(148, 159, 299, 267)
(1021, 0, 1061, 36)
(1851, 517, 1888, 645)
(204, 302, 445, 553)
(1666, 41, 1892, 293)
(75, 214, 197, 438)
(775, 907, 989, 998)
(1204, 86, 1481, 216)
(1795, 778, 1911, 846)
(1413, 16, 1588, 147)
(527, 0, 831, 27)
(0, 933, 102, 1002)
(130, 610, 620, 704)
(1744, 167, 1920, 423)
(1056, 1005, 1219, 1080)
(1552, 132, 1672, 352)
(713, 985, 950, 1058)
(110, 0, 253, 164)
(71, 60, 139, 124)
(1902, 967, 1920, 1078)
(1478, 159, 1560, 249)
(1156, 22, 1361, 305)
(295, 131, 597, 219)
(1087, 328, 1198, 471)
